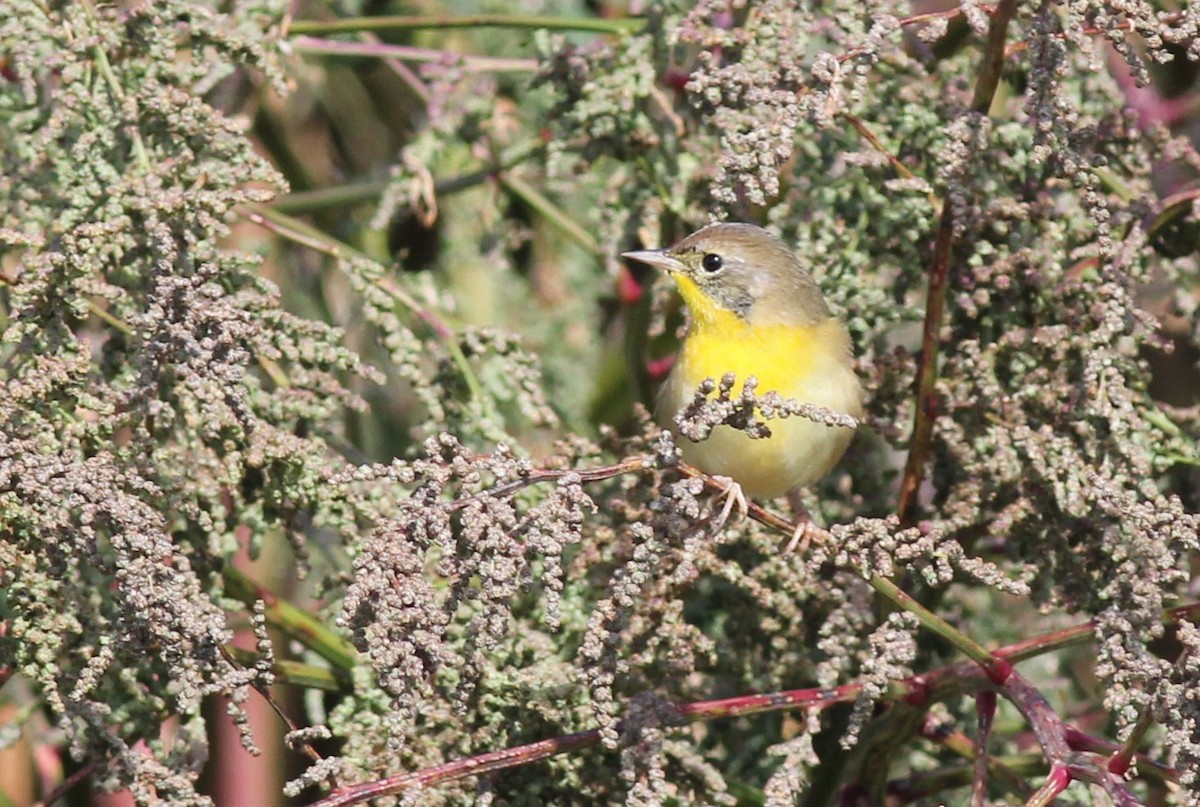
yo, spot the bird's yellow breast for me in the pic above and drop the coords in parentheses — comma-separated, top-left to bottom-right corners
(677, 316, 824, 395)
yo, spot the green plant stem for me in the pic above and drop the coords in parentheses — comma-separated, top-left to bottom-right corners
(1148, 186, 1200, 239)
(1107, 706, 1156, 776)
(271, 141, 542, 214)
(288, 13, 643, 36)
(290, 36, 539, 72)
(84, 301, 133, 335)
(703, 468, 1008, 676)
(29, 760, 98, 807)
(271, 180, 389, 213)
(843, 113, 941, 211)
(498, 173, 601, 255)
(223, 567, 358, 671)
(870, 571, 1005, 676)
(80, 0, 151, 174)
(241, 204, 485, 402)
(1108, 641, 1195, 777)
(224, 646, 349, 691)
(887, 753, 1046, 802)
(0, 268, 133, 336)
(920, 720, 1034, 799)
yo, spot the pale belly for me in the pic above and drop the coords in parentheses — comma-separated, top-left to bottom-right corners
(658, 319, 862, 499)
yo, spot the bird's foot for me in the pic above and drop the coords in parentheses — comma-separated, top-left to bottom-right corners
(709, 475, 747, 532)
(785, 517, 817, 553)
(784, 489, 816, 553)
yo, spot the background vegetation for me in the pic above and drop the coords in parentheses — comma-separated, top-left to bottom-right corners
(2, 0, 1200, 804)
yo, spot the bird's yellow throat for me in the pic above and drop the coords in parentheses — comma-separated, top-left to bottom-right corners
(671, 274, 830, 397)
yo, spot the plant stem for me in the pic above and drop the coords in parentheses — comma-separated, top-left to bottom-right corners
(290, 36, 539, 71)
(288, 13, 643, 36)
(499, 173, 601, 255)
(896, 0, 1021, 525)
(223, 567, 359, 671)
(241, 204, 485, 402)
(304, 604, 1199, 807)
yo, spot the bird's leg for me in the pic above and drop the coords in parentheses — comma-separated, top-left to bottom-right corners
(708, 475, 747, 531)
(785, 488, 817, 553)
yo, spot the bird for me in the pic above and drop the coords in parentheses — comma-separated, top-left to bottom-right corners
(622, 222, 862, 545)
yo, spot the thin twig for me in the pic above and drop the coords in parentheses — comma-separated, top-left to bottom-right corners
(290, 36, 539, 72)
(1108, 642, 1194, 777)
(309, 728, 602, 807)
(1067, 726, 1180, 783)
(842, 113, 942, 212)
(223, 567, 359, 671)
(79, 0, 151, 173)
(887, 752, 1043, 802)
(217, 644, 329, 768)
(498, 173, 601, 255)
(680, 463, 1009, 676)
(287, 13, 643, 36)
(224, 647, 348, 692)
(449, 455, 656, 512)
(271, 142, 542, 214)
(34, 760, 97, 807)
(919, 718, 1033, 799)
(1003, 11, 1185, 58)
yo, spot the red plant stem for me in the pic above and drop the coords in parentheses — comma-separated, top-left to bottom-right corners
(1004, 11, 1185, 59)
(306, 606, 1200, 807)
(34, 759, 97, 807)
(312, 730, 604, 807)
(896, 0, 1021, 525)
(1026, 764, 1073, 807)
(971, 691, 996, 807)
(1066, 727, 1180, 781)
(442, 443, 1200, 688)
(309, 686, 875, 807)
(1001, 675, 1138, 805)
(836, 6, 998, 69)
(676, 680, 866, 721)
(919, 718, 1033, 798)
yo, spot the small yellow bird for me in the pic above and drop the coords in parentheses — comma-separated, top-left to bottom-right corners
(623, 223, 862, 531)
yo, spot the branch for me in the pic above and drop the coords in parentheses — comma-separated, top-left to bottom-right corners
(240, 204, 485, 401)
(686, 464, 1009, 677)
(896, 0, 1021, 525)
(304, 605, 1198, 806)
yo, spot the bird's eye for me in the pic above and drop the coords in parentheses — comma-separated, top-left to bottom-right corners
(701, 253, 723, 273)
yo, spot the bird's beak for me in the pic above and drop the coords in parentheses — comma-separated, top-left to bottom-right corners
(621, 249, 686, 274)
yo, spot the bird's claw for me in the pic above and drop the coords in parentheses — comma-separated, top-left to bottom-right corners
(785, 518, 817, 553)
(709, 475, 747, 531)
(784, 489, 817, 553)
